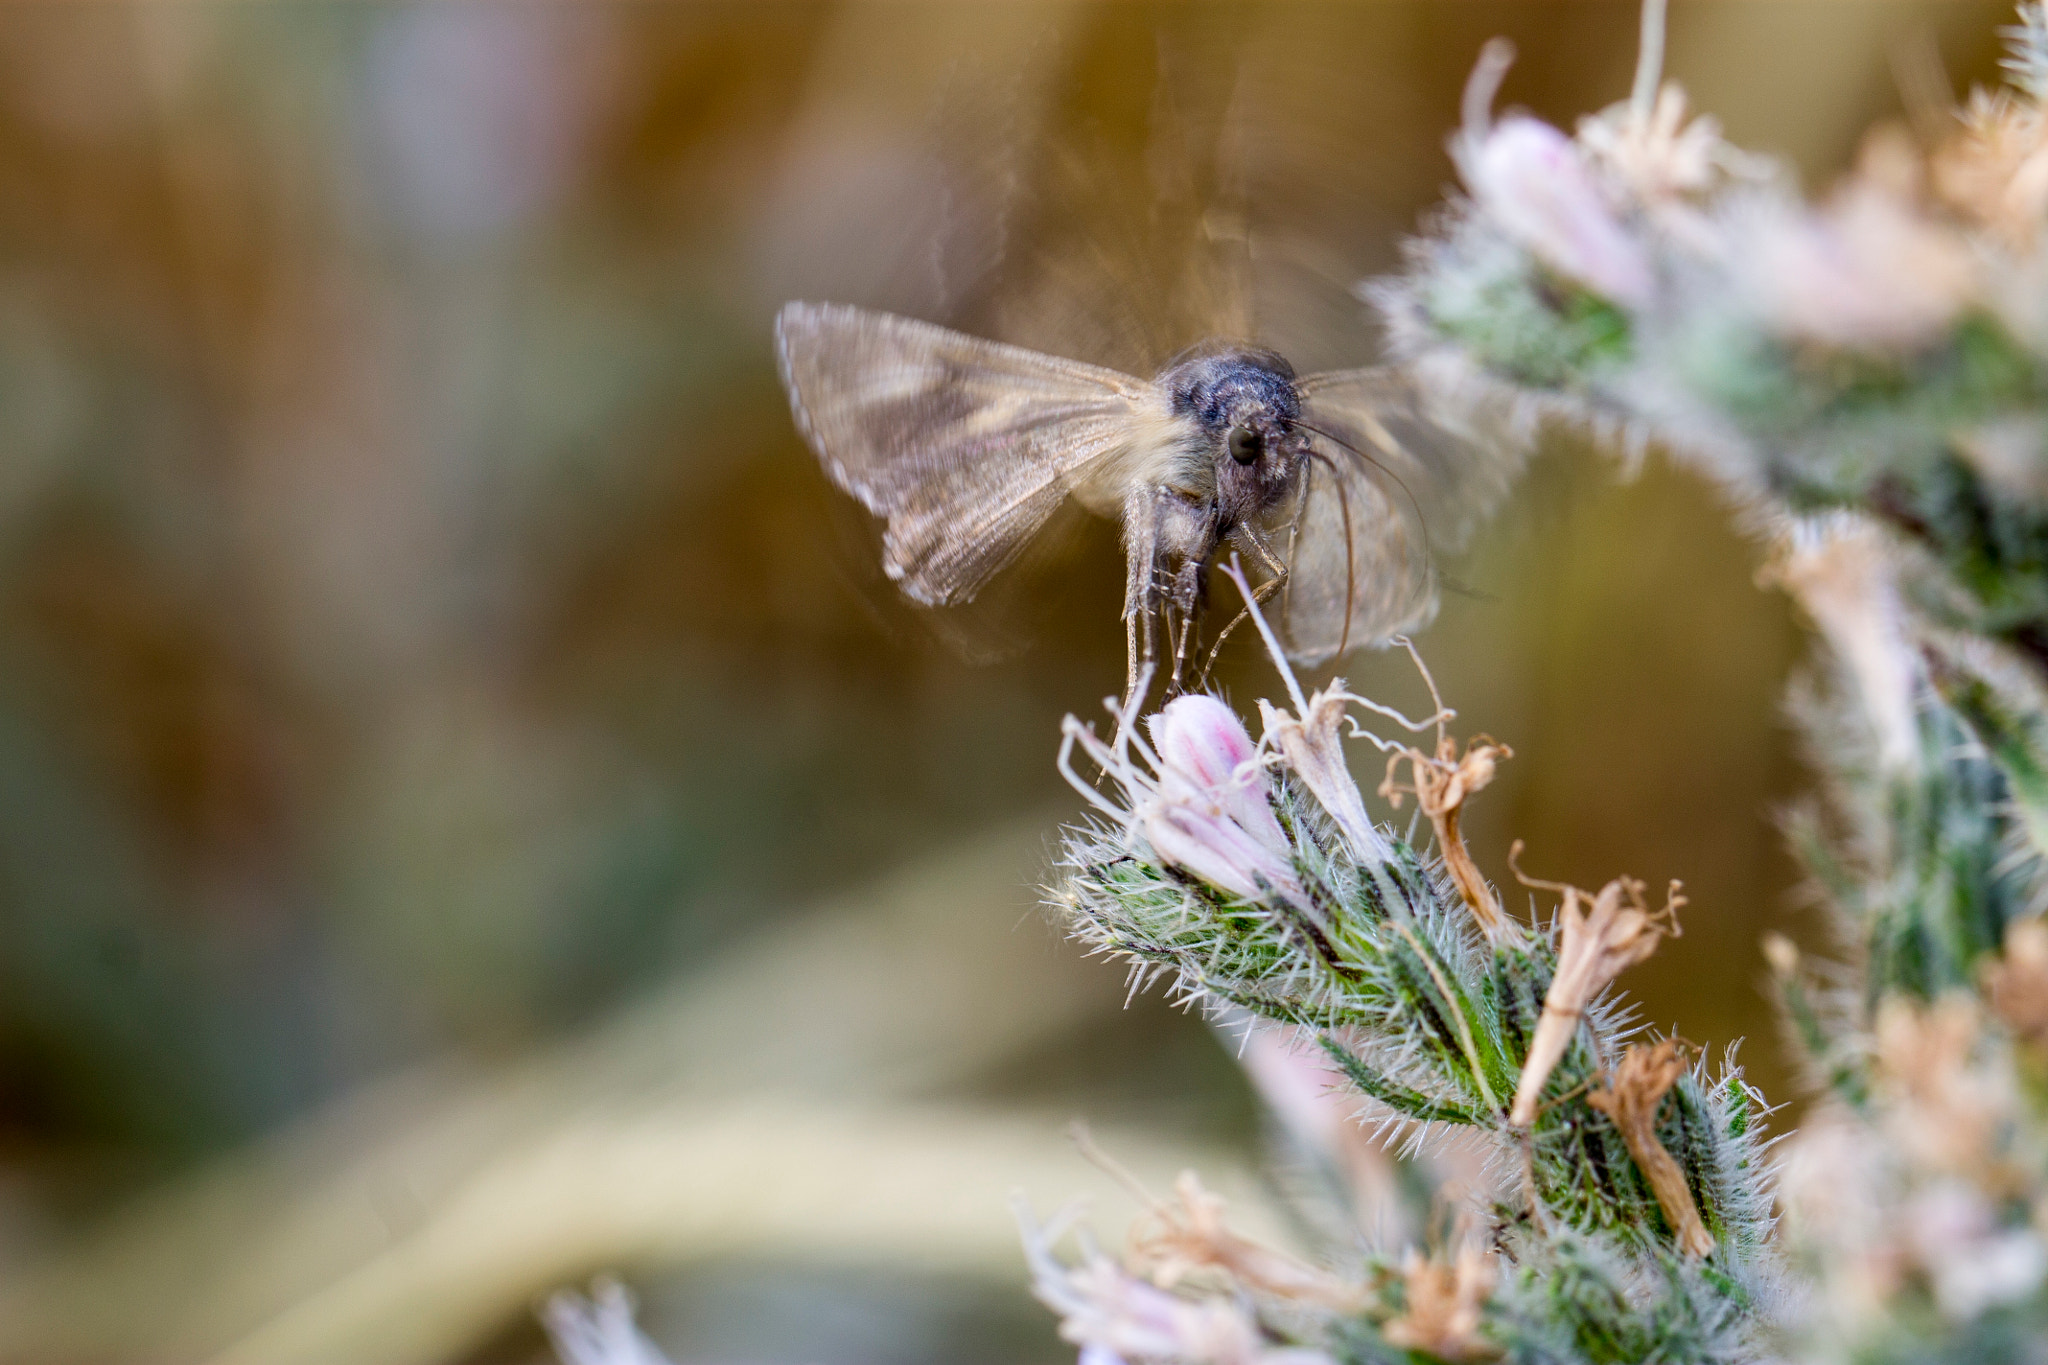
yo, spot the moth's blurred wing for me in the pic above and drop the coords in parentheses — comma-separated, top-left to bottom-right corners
(776, 302, 1152, 606)
(1278, 367, 1533, 663)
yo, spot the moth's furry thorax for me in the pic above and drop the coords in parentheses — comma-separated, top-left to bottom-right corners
(1158, 344, 1299, 428)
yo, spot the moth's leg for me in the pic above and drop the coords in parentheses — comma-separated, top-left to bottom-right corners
(1121, 490, 1167, 708)
(1237, 520, 1290, 582)
(1198, 524, 1291, 683)
(1127, 489, 1217, 702)
(1167, 554, 1206, 695)
(1163, 605, 1185, 697)
(1124, 614, 1139, 702)
(1136, 594, 1158, 705)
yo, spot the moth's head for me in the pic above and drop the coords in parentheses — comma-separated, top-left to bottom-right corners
(1161, 345, 1308, 511)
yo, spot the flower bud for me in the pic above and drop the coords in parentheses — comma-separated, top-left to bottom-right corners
(1142, 798, 1304, 907)
(1020, 1198, 1341, 1365)
(1465, 116, 1656, 309)
(1142, 696, 1307, 905)
(1149, 695, 1286, 851)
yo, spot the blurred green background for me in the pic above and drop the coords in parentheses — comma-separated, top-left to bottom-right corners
(0, 3, 2017, 1362)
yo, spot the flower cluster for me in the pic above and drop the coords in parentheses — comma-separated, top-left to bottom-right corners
(1383, 0, 2048, 688)
(1014, 6, 2048, 1364)
(1366, 3, 2048, 1362)
(1028, 573, 1774, 1364)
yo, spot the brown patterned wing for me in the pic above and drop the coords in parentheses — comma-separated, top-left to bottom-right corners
(775, 302, 1152, 606)
(1278, 367, 1532, 663)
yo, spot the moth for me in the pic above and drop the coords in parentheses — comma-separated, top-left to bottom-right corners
(775, 300, 1517, 696)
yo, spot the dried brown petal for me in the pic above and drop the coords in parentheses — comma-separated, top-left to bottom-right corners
(1380, 1245, 1497, 1361)
(1380, 734, 1515, 942)
(1128, 1172, 1366, 1312)
(1260, 691, 1391, 865)
(1587, 1039, 1715, 1258)
(1509, 862, 1682, 1126)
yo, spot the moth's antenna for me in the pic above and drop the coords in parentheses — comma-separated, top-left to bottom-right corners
(1315, 449, 1359, 658)
(1281, 454, 1311, 627)
(1289, 419, 1434, 562)
(1287, 419, 1437, 640)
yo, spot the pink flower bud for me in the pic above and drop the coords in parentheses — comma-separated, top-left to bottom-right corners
(1149, 695, 1287, 854)
(1142, 696, 1307, 905)
(1142, 798, 1305, 907)
(1466, 116, 1656, 309)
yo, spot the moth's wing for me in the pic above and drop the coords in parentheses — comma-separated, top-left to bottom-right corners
(1276, 366, 1534, 663)
(776, 302, 1152, 606)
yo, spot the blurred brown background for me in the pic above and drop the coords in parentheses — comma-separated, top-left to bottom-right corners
(0, 3, 2016, 1362)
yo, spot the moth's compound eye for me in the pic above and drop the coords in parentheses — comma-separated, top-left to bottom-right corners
(1227, 425, 1262, 465)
